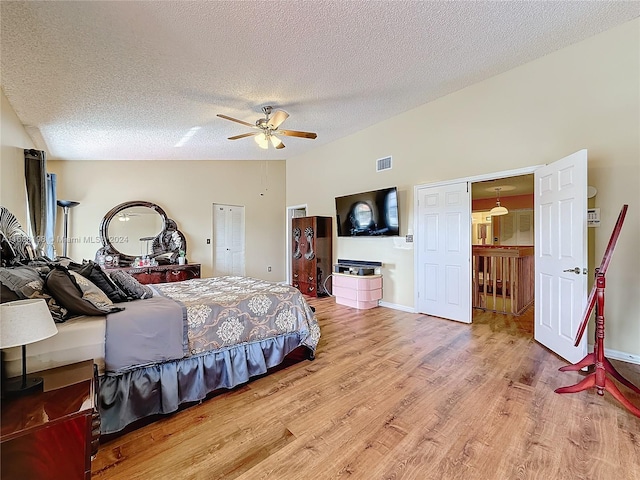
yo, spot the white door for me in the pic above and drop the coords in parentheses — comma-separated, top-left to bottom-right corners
(416, 182, 471, 323)
(534, 150, 588, 364)
(213, 204, 245, 276)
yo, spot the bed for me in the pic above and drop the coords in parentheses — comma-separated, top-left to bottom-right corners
(99, 275, 319, 434)
(2, 273, 320, 434)
(0, 207, 320, 436)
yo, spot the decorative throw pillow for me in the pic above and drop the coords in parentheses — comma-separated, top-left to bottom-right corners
(0, 265, 69, 321)
(69, 271, 120, 312)
(0, 207, 36, 263)
(0, 265, 45, 298)
(109, 270, 153, 300)
(45, 265, 124, 317)
(68, 260, 129, 303)
(0, 231, 16, 266)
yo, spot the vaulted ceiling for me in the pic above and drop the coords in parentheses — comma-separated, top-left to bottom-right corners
(1, 1, 638, 161)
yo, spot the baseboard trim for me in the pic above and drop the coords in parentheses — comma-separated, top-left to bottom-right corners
(378, 301, 416, 313)
(589, 344, 640, 365)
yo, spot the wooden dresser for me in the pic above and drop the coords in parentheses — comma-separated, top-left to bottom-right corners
(106, 263, 201, 285)
(291, 216, 332, 297)
(1, 360, 100, 480)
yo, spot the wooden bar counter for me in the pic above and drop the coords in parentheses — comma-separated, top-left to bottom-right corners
(472, 245, 534, 315)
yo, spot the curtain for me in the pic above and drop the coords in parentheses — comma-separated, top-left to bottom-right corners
(24, 149, 56, 257)
(45, 173, 57, 258)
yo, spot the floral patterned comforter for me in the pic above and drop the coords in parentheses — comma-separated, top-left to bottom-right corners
(152, 276, 320, 356)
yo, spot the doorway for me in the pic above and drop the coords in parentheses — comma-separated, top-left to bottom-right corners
(414, 150, 588, 363)
(471, 174, 534, 323)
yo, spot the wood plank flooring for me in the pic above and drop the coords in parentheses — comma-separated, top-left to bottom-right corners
(92, 298, 640, 479)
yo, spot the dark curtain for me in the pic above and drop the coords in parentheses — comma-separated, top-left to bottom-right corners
(45, 173, 57, 258)
(24, 149, 55, 257)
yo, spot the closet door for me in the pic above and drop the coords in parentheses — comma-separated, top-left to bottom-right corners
(213, 204, 245, 276)
(416, 181, 471, 324)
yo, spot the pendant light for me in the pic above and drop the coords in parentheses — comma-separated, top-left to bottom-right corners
(489, 188, 508, 216)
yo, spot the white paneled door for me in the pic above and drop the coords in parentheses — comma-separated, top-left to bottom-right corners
(534, 150, 588, 364)
(416, 181, 471, 323)
(213, 204, 245, 276)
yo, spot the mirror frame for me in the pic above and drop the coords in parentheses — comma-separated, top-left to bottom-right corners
(98, 200, 186, 266)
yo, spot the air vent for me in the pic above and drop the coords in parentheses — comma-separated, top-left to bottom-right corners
(376, 155, 392, 172)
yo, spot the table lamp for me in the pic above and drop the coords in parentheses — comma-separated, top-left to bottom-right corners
(1, 299, 58, 397)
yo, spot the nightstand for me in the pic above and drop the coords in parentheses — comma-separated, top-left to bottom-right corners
(1, 359, 100, 479)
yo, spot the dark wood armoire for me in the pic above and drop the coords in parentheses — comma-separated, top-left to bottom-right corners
(291, 216, 332, 297)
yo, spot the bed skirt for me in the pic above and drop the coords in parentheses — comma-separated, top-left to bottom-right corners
(99, 333, 308, 434)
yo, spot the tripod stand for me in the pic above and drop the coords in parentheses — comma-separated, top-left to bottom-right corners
(555, 205, 640, 417)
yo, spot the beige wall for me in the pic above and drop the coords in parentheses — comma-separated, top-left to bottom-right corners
(0, 88, 34, 225)
(287, 19, 640, 356)
(47, 160, 287, 281)
(2, 21, 638, 357)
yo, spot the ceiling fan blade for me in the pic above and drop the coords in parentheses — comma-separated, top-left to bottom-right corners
(279, 129, 317, 139)
(217, 114, 255, 128)
(268, 110, 289, 129)
(228, 132, 258, 140)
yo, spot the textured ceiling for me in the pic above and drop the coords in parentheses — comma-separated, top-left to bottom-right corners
(1, 1, 638, 161)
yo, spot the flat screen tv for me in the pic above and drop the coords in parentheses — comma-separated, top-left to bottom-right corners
(335, 187, 399, 237)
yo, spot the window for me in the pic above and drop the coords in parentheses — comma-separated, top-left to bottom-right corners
(385, 189, 398, 228)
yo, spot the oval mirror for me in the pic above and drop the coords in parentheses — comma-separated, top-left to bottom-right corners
(107, 206, 165, 257)
(97, 201, 186, 266)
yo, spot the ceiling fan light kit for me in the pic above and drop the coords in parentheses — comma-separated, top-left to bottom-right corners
(255, 133, 269, 149)
(217, 106, 317, 150)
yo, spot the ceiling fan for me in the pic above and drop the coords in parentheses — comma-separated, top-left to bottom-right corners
(217, 106, 317, 150)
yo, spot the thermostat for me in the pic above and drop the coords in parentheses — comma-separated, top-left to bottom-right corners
(587, 208, 600, 227)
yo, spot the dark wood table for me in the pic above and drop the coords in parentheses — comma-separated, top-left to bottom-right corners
(105, 263, 201, 284)
(1, 360, 100, 479)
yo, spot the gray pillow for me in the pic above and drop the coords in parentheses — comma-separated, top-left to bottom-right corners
(0, 266, 68, 321)
(68, 260, 129, 303)
(0, 265, 45, 299)
(45, 266, 123, 317)
(69, 271, 116, 311)
(109, 270, 153, 300)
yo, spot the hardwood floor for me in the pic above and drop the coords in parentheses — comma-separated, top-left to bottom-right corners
(92, 298, 640, 479)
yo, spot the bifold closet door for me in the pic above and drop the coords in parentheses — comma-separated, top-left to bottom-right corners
(213, 204, 245, 276)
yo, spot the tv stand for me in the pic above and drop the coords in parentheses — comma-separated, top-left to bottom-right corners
(333, 273, 382, 309)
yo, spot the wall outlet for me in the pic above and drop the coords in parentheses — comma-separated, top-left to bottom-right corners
(405, 234, 413, 243)
(268, 266, 272, 272)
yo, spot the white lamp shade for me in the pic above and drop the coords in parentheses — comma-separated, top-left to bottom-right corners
(0, 299, 58, 349)
(490, 205, 509, 216)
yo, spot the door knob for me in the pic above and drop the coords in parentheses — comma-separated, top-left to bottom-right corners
(563, 267, 581, 274)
